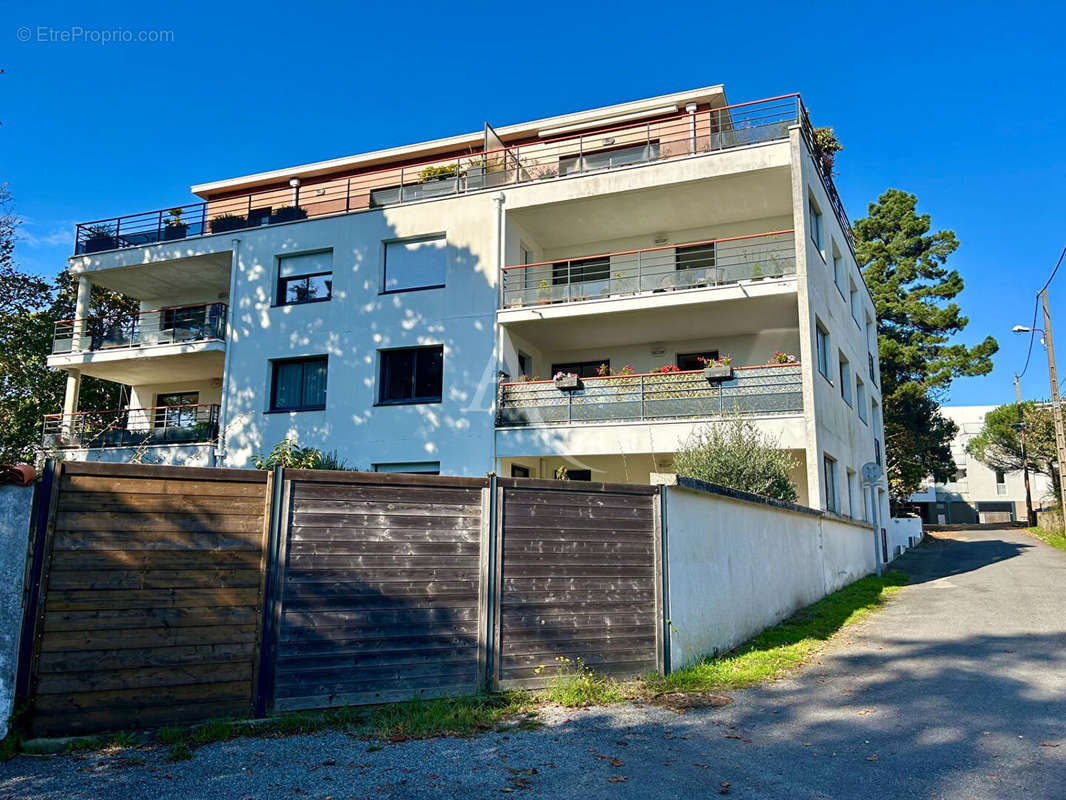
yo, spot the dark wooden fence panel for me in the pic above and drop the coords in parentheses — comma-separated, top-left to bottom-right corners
(271, 472, 489, 711)
(495, 479, 662, 688)
(28, 462, 268, 736)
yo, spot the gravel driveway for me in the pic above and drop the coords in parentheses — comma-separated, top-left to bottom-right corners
(2, 527, 1064, 799)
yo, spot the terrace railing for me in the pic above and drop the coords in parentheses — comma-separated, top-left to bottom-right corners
(42, 404, 220, 450)
(501, 231, 795, 308)
(497, 364, 803, 427)
(74, 94, 810, 255)
(52, 302, 227, 355)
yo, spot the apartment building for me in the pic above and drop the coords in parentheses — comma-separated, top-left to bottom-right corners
(906, 405, 1053, 524)
(45, 85, 887, 520)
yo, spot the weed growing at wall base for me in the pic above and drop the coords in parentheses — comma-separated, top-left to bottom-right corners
(1027, 527, 1066, 553)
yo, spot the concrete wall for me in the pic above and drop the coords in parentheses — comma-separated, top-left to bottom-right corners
(0, 484, 35, 738)
(887, 516, 924, 561)
(663, 478, 875, 669)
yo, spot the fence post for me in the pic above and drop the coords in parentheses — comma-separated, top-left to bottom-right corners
(14, 459, 58, 704)
(254, 464, 287, 718)
(479, 474, 499, 691)
(655, 485, 670, 676)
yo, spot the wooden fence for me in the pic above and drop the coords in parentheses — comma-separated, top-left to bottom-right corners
(19, 463, 662, 735)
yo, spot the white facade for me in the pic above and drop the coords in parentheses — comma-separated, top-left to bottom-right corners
(48, 85, 887, 522)
(907, 405, 1053, 524)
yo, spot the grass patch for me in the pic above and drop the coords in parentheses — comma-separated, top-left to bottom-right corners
(536, 657, 628, 707)
(165, 742, 192, 762)
(364, 693, 536, 740)
(1027, 526, 1066, 553)
(647, 571, 909, 694)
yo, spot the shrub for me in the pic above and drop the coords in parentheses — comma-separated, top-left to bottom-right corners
(674, 415, 799, 503)
(253, 438, 355, 471)
(209, 213, 248, 233)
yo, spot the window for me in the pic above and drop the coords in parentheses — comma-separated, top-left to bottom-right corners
(510, 464, 531, 478)
(824, 455, 839, 512)
(850, 283, 861, 325)
(833, 246, 846, 296)
(676, 351, 718, 371)
(874, 438, 882, 466)
(557, 468, 592, 481)
(517, 352, 533, 379)
(551, 360, 607, 379)
(675, 243, 716, 273)
(996, 469, 1007, 495)
(856, 378, 868, 423)
(839, 353, 852, 405)
(816, 322, 831, 380)
(373, 462, 440, 474)
(808, 194, 823, 251)
(161, 305, 209, 342)
(383, 235, 446, 293)
(278, 251, 333, 305)
(552, 256, 609, 286)
(379, 346, 444, 404)
(155, 392, 199, 428)
(270, 356, 327, 411)
(847, 469, 859, 520)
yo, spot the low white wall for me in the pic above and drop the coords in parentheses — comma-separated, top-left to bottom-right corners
(0, 484, 35, 739)
(664, 479, 876, 670)
(886, 517, 923, 561)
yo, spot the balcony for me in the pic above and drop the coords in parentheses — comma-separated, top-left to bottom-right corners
(42, 404, 220, 450)
(74, 94, 823, 255)
(501, 231, 794, 309)
(497, 364, 802, 427)
(52, 302, 227, 355)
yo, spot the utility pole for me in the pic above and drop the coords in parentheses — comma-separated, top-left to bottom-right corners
(1013, 374, 1035, 523)
(1041, 289, 1066, 515)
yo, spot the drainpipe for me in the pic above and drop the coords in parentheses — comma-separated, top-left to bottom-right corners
(491, 192, 506, 475)
(214, 238, 241, 467)
(686, 102, 698, 154)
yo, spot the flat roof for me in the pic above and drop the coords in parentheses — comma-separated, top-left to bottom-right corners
(190, 84, 727, 198)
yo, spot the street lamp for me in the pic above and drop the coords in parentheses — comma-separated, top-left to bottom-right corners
(1013, 288, 1066, 517)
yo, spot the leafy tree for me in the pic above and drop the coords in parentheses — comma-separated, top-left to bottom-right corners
(0, 185, 135, 463)
(855, 189, 998, 505)
(674, 415, 798, 503)
(967, 402, 1059, 495)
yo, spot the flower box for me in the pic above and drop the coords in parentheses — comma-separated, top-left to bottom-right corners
(553, 374, 580, 390)
(703, 365, 734, 382)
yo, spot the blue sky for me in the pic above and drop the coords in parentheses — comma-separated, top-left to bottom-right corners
(5, 0, 1064, 405)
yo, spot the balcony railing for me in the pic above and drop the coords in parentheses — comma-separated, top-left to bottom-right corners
(42, 404, 220, 450)
(497, 364, 802, 427)
(501, 231, 795, 308)
(74, 94, 811, 255)
(51, 302, 227, 355)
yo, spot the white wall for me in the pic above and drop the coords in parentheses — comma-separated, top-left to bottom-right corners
(0, 484, 34, 738)
(887, 517, 923, 561)
(664, 480, 875, 669)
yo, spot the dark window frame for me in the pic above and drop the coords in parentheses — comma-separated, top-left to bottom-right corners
(550, 359, 608, 379)
(278, 271, 333, 306)
(377, 345, 444, 406)
(154, 391, 199, 428)
(510, 464, 531, 478)
(551, 256, 610, 286)
(269, 355, 328, 412)
(676, 351, 718, 371)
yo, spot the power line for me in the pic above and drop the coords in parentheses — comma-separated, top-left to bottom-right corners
(1018, 245, 1066, 380)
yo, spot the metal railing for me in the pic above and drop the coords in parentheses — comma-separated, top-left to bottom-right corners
(42, 404, 220, 450)
(74, 94, 812, 255)
(497, 364, 803, 427)
(51, 302, 227, 355)
(502, 231, 795, 308)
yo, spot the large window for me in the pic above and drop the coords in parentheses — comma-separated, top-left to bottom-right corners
(857, 377, 868, 423)
(676, 351, 718, 371)
(552, 256, 609, 286)
(675, 243, 717, 273)
(155, 391, 199, 428)
(824, 454, 839, 512)
(270, 356, 327, 411)
(551, 360, 607, 379)
(379, 346, 444, 404)
(384, 235, 446, 293)
(850, 283, 861, 325)
(816, 322, 831, 381)
(278, 251, 333, 305)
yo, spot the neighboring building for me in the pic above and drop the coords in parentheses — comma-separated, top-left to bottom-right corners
(906, 405, 1053, 524)
(45, 84, 888, 522)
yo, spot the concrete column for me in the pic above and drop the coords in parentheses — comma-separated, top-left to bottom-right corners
(73, 277, 92, 351)
(62, 370, 81, 416)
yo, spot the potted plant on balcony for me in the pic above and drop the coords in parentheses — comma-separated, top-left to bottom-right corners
(418, 163, 460, 199)
(768, 352, 798, 364)
(210, 213, 248, 233)
(83, 224, 118, 253)
(700, 355, 734, 382)
(270, 206, 308, 224)
(537, 280, 552, 305)
(553, 371, 580, 390)
(162, 208, 188, 241)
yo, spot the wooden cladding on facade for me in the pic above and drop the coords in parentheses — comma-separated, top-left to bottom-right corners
(21, 465, 661, 735)
(28, 462, 268, 737)
(271, 473, 489, 710)
(495, 480, 661, 687)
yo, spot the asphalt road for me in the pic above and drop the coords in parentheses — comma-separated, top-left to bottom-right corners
(2, 528, 1064, 799)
